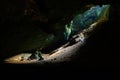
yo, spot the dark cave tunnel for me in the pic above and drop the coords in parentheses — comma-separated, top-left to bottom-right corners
(0, 0, 119, 70)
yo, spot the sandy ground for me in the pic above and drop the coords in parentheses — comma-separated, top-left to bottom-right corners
(4, 53, 50, 64)
(4, 40, 84, 64)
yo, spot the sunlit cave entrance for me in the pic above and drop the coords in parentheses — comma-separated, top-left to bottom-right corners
(0, 0, 113, 66)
